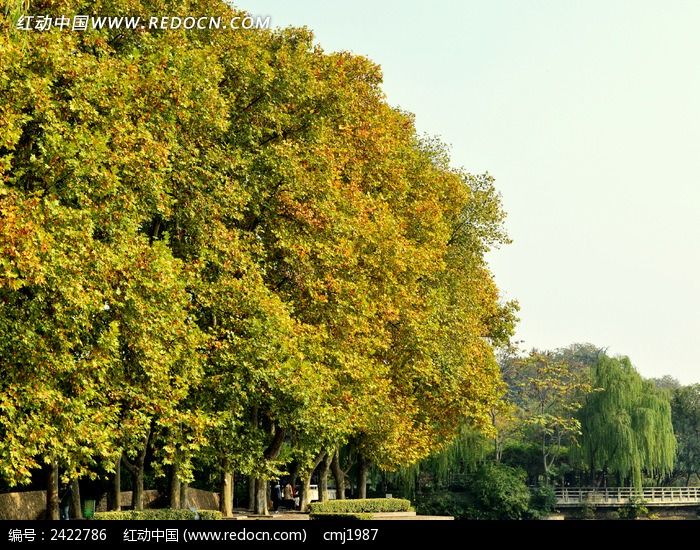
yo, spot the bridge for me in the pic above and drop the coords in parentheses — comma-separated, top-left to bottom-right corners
(555, 487, 700, 507)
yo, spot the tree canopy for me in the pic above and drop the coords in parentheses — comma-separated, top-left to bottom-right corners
(0, 0, 515, 515)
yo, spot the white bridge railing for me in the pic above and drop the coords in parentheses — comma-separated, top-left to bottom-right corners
(555, 487, 700, 507)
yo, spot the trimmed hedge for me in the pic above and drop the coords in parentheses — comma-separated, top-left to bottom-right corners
(93, 509, 222, 520)
(199, 510, 224, 520)
(309, 498, 412, 514)
(310, 512, 372, 521)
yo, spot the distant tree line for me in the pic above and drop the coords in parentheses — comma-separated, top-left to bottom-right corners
(400, 343, 700, 519)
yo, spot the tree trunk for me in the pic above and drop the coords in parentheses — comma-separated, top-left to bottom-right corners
(220, 467, 234, 518)
(358, 456, 369, 499)
(133, 467, 144, 510)
(300, 452, 325, 511)
(300, 475, 312, 512)
(248, 475, 256, 511)
(123, 452, 146, 511)
(248, 408, 260, 514)
(169, 466, 181, 509)
(110, 455, 122, 511)
(180, 482, 189, 509)
(254, 478, 268, 515)
(123, 429, 151, 511)
(319, 453, 332, 502)
(46, 462, 59, 520)
(70, 479, 83, 519)
(252, 423, 287, 515)
(289, 461, 299, 489)
(267, 482, 272, 512)
(331, 451, 345, 500)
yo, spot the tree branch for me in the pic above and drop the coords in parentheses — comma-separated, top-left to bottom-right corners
(263, 425, 287, 460)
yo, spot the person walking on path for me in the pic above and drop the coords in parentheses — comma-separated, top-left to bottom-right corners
(282, 482, 295, 510)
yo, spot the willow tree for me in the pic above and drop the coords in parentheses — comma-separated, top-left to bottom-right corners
(391, 425, 491, 499)
(574, 355, 676, 488)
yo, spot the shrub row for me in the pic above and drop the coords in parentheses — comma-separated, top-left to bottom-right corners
(93, 509, 222, 520)
(309, 512, 373, 520)
(308, 498, 412, 514)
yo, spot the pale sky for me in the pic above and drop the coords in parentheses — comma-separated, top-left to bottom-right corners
(239, 1, 700, 384)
